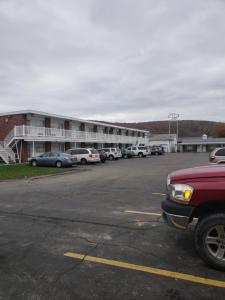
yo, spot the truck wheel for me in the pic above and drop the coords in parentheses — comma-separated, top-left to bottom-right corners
(109, 155, 114, 161)
(195, 213, 225, 270)
(138, 152, 143, 158)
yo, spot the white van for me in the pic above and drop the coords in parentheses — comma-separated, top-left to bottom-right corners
(66, 148, 100, 165)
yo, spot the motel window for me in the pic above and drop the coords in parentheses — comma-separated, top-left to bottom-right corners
(35, 143, 45, 153)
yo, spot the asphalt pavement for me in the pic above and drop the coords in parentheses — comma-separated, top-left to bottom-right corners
(0, 153, 225, 300)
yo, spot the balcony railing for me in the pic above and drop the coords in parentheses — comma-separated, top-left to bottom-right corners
(11, 125, 148, 145)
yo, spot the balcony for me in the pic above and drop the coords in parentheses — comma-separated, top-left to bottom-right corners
(11, 125, 148, 145)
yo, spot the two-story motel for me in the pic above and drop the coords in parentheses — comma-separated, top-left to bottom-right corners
(0, 110, 149, 163)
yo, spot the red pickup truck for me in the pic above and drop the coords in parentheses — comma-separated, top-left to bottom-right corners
(162, 165, 225, 270)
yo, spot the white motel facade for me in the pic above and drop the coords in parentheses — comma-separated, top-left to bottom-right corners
(0, 110, 149, 163)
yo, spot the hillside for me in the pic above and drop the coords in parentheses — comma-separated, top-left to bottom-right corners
(112, 120, 225, 138)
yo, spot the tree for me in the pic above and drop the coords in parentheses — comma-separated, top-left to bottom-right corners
(179, 127, 188, 137)
(214, 123, 225, 138)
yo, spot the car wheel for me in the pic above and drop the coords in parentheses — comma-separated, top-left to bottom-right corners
(31, 160, 37, 167)
(56, 161, 62, 168)
(138, 152, 143, 158)
(195, 213, 225, 270)
(81, 158, 87, 165)
(155, 152, 158, 156)
(109, 155, 114, 161)
(124, 154, 128, 159)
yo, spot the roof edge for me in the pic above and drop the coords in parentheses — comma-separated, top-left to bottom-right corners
(0, 110, 149, 133)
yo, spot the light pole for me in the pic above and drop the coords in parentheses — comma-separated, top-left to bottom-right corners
(168, 113, 180, 152)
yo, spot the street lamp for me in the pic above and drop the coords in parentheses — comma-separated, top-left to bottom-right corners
(168, 112, 179, 139)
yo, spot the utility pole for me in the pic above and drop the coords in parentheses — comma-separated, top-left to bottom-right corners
(168, 113, 180, 152)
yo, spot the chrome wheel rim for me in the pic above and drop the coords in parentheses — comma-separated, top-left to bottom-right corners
(56, 161, 61, 167)
(205, 225, 225, 261)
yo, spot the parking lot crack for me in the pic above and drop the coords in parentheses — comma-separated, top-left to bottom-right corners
(0, 210, 159, 231)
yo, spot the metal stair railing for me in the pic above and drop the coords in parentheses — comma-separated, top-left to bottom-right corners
(0, 128, 17, 163)
(4, 128, 15, 147)
(5, 146, 16, 162)
(0, 143, 10, 164)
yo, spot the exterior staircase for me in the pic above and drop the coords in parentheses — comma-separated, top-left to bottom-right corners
(0, 143, 16, 164)
(0, 129, 17, 164)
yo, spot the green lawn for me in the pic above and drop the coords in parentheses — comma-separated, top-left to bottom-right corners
(0, 164, 70, 179)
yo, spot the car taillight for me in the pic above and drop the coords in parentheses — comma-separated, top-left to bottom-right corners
(210, 156, 215, 161)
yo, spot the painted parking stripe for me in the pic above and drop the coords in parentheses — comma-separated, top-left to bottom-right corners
(125, 210, 161, 217)
(152, 192, 166, 196)
(64, 252, 225, 289)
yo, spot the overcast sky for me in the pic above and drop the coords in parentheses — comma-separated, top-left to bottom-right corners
(0, 0, 225, 122)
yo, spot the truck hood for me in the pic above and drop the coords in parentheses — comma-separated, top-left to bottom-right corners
(170, 164, 225, 182)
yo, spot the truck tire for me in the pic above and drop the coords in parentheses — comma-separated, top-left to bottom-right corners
(194, 213, 225, 270)
(109, 155, 114, 161)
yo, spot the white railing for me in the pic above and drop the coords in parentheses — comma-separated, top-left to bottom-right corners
(0, 143, 15, 163)
(0, 143, 9, 163)
(3, 128, 15, 147)
(12, 125, 148, 145)
(5, 146, 16, 161)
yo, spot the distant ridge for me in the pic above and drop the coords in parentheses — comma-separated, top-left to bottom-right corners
(115, 120, 225, 137)
(93, 120, 225, 138)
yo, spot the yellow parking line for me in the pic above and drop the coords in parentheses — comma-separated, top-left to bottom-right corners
(152, 192, 166, 196)
(64, 252, 225, 289)
(125, 210, 161, 217)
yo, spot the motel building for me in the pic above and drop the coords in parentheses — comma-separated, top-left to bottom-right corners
(178, 135, 225, 152)
(0, 110, 149, 163)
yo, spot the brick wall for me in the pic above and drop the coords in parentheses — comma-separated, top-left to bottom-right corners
(45, 117, 51, 128)
(64, 120, 70, 130)
(0, 114, 27, 141)
(20, 141, 28, 163)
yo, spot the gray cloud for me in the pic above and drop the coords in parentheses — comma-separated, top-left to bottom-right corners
(0, 0, 225, 122)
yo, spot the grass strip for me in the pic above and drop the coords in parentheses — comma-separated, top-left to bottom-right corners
(0, 164, 69, 179)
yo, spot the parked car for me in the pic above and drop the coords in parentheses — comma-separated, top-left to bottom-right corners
(29, 152, 77, 168)
(151, 145, 163, 155)
(121, 148, 135, 159)
(66, 148, 100, 165)
(209, 147, 225, 164)
(126, 146, 149, 157)
(97, 149, 107, 163)
(101, 148, 122, 160)
(162, 164, 225, 270)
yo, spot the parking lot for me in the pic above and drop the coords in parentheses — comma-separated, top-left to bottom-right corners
(0, 153, 225, 299)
